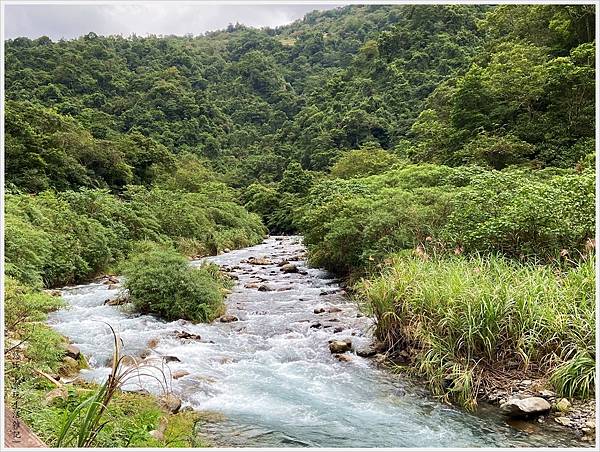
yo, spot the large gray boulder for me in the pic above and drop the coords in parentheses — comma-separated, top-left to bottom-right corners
(500, 397, 551, 417)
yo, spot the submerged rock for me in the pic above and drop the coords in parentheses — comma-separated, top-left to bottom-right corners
(329, 339, 352, 354)
(500, 397, 551, 417)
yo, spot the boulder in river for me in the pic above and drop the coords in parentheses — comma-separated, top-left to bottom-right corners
(500, 397, 551, 417)
(329, 339, 352, 354)
(175, 331, 202, 341)
(281, 264, 298, 273)
(314, 307, 325, 314)
(172, 370, 190, 380)
(257, 284, 273, 292)
(278, 260, 290, 267)
(334, 354, 352, 363)
(163, 355, 181, 363)
(220, 315, 239, 323)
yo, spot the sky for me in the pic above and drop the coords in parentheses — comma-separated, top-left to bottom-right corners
(4, 2, 345, 41)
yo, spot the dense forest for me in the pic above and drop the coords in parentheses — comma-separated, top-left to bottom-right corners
(4, 4, 596, 447)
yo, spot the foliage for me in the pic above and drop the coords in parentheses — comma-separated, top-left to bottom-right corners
(122, 244, 228, 322)
(358, 255, 595, 408)
(330, 146, 403, 178)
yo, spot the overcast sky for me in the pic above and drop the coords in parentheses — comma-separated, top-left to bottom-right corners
(4, 2, 346, 41)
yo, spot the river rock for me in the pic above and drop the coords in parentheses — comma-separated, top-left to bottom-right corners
(160, 394, 182, 414)
(220, 315, 238, 323)
(104, 292, 130, 306)
(314, 307, 325, 314)
(555, 398, 571, 412)
(66, 344, 81, 360)
(327, 307, 342, 313)
(555, 416, 572, 427)
(245, 257, 272, 265)
(45, 289, 62, 297)
(163, 355, 181, 363)
(500, 397, 551, 417)
(175, 331, 202, 341)
(244, 282, 260, 289)
(223, 248, 231, 253)
(281, 264, 298, 273)
(354, 344, 377, 357)
(310, 322, 322, 329)
(335, 354, 352, 363)
(329, 339, 352, 354)
(333, 327, 343, 333)
(538, 389, 556, 399)
(172, 370, 190, 380)
(277, 260, 290, 267)
(257, 284, 273, 292)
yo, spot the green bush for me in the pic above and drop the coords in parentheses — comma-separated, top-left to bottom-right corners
(122, 245, 228, 322)
(358, 255, 595, 408)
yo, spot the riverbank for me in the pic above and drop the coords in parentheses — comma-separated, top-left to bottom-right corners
(40, 236, 585, 447)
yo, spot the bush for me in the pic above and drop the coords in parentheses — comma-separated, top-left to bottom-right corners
(358, 255, 595, 408)
(122, 245, 228, 322)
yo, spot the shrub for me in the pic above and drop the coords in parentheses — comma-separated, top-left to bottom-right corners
(357, 255, 595, 408)
(122, 245, 227, 322)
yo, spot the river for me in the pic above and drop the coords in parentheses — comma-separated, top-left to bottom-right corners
(47, 236, 581, 447)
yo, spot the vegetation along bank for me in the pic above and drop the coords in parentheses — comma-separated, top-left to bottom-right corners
(3, 3, 596, 446)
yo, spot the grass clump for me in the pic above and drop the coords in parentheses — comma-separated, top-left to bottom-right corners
(357, 254, 595, 409)
(122, 244, 229, 322)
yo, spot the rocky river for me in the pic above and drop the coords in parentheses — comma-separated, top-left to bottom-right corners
(48, 236, 583, 447)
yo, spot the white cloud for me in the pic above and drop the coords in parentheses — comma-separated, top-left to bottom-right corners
(4, 3, 344, 40)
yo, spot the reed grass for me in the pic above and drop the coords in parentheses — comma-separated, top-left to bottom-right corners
(357, 254, 595, 408)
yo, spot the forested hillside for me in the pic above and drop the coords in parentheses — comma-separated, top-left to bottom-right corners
(4, 4, 597, 446)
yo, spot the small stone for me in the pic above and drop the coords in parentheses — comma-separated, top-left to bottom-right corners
(244, 283, 260, 289)
(314, 307, 325, 314)
(172, 370, 190, 380)
(538, 389, 556, 399)
(277, 260, 290, 267)
(329, 340, 352, 354)
(555, 398, 572, 412)
(223, 248, 231, 253)
(555, 416, 572, 427)
(310, 322, 322, 329)
(219, 315, 238, 323)
(327, 307, 342, 313)
(584, 420, 596, 430)
(160, 394, 182, 414)
(333, 327, 343, 333)
(66, 344, 81, 360)
(520, 379, 532, 386)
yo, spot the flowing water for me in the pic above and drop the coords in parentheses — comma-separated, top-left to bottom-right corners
(48, 236, 581, 447)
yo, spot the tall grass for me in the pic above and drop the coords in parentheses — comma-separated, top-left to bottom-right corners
(57, 324, 169, 447)
(357, 254, 595, 408)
